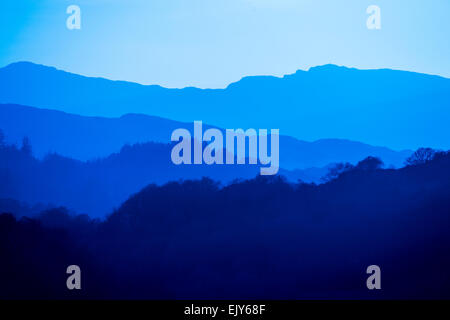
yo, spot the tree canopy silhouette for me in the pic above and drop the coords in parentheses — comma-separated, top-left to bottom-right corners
(1, 150, 450, 299)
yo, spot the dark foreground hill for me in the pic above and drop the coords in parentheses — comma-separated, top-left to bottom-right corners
(1, 151, 450, 299)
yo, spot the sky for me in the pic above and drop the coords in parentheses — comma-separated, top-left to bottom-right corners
(1, 0, 449, 88)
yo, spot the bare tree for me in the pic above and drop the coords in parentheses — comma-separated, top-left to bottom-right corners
(405, 148, 435, 166)
(0, 129, 5, 147)
(355, 156, 384, 171)
(321, 162, 354, 182)
(21, 137, 32, 156)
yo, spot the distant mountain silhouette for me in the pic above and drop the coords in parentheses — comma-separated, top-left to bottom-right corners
(0, 62, 449, 150)
(0, 103, 411, 168)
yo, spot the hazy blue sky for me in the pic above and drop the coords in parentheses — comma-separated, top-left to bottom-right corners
(1, 0, 449, 88)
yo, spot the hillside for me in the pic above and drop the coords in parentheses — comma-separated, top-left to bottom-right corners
(1, 151, 450, 299)
(0, 140, 330, 216)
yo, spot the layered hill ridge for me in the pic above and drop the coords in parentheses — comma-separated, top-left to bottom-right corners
(0, 103, 411, 169)
(1, 62, 449, 150)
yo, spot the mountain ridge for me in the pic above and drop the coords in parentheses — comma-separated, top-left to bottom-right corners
(5, 61, 449, 89)
(0, 103, 412, 169)
(1, 61, 448, 150)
